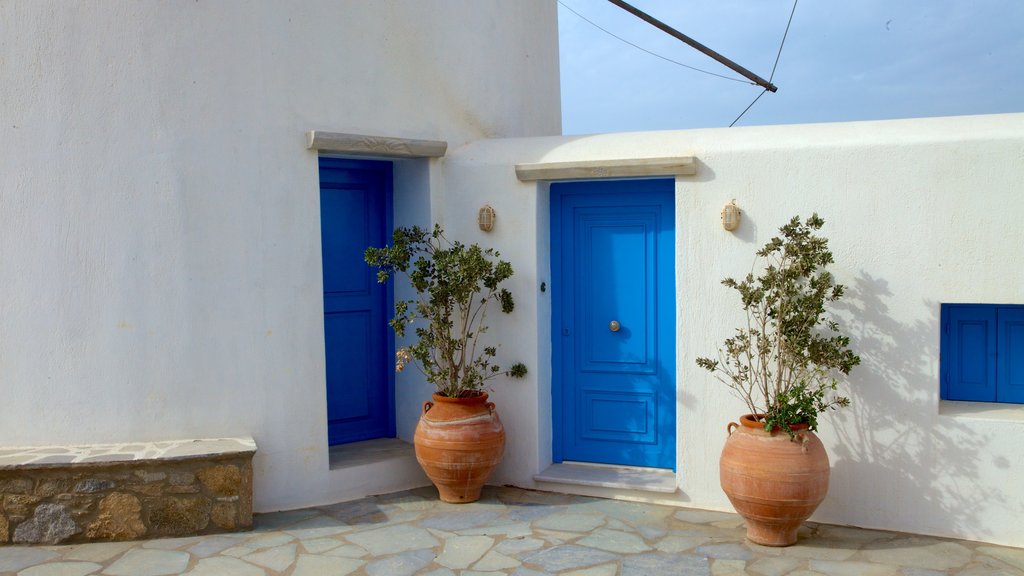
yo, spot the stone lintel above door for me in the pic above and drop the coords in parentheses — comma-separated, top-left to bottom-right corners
(307, 131, 448, 159)
(516, 156, 696, 181)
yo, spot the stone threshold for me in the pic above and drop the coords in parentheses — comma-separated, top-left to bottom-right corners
(534, 462, 678, 494)
(0, 437, 256, 470)
(329, 437, 416, 470)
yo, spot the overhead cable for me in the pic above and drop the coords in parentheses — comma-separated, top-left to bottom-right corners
(769, 0, 799, 83)
(729, 89, 768, 127)
(730, 0, 799, 127)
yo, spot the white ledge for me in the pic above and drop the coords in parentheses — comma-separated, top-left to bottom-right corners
(515, 156, 696, 181)
(307, 131, 447, 158)
(939, 400, 1024, 423)
(534, 462, 677, 494)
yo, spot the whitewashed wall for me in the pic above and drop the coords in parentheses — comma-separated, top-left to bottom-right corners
(442, 113, 1024, 547)
(4, 0, 1021, 548)
(0, 1, 560, 512)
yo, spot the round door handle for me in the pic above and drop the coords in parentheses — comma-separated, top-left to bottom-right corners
(609, 320, 620, 332)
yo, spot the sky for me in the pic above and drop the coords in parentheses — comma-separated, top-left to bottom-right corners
(558, 0, 1024, 134)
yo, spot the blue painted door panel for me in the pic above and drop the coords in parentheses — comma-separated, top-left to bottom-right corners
(319, 157, 394, 445)
(998, 307, 1024, 403)
(552, 179, 676, 470)
(944, 305, 997, 402)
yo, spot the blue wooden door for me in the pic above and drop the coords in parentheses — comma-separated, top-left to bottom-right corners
(319, 157, 394, 445)
(551, 179, 676, 469)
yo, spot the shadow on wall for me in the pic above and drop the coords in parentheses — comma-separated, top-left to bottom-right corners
(826, 272, 1006, 540)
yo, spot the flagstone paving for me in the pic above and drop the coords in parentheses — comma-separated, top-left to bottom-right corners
(1, 486, 1022, 575)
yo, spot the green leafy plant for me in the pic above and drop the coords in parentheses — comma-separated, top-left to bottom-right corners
(365, 224, 527, 398)
(696, 214, 860, 438)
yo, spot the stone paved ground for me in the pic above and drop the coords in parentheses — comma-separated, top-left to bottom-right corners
(1, 486, 1022, 576)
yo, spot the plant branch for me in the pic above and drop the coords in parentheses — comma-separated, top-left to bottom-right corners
(695, 214, 860, 437)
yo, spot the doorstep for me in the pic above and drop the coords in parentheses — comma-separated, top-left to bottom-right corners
(328, 437, 416, 469)
(534, 461, 677, 494)
(323, 437, 429, 505)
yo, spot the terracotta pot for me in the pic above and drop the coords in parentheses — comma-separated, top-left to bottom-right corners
(414, 392, 505, 503)
(720, 414, 830, 546)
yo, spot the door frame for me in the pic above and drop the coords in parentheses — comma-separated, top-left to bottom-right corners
(549, 178, 677, 468)
(318, 156, 397, 445)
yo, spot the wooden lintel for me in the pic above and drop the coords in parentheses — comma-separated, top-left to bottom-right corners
(515, 156, 696, 181)
(307, 131, 447, 159)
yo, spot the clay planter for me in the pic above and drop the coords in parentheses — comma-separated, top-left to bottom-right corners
(414, 392, 505, 503)
(720, 414, 830, 546)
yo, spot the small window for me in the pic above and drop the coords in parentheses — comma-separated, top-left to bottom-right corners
(942, 304, 1024, 404)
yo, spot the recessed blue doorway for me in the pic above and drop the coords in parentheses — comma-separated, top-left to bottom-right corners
(550, 179, 676, 470)
(318, 157, 395, 446)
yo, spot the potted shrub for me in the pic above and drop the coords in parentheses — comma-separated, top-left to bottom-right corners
(365, 225, 526, 503)
(696, 214, 860, 546)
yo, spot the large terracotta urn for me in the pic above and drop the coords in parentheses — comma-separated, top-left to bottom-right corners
(720, 414, 830, 546)
(414, 392, 505, 503)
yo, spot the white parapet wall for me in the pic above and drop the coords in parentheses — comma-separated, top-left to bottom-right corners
(440, 113, 1024, 547)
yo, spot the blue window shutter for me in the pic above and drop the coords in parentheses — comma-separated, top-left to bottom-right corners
(944, 306, 997, 402)
(998, 307, 1024, 403)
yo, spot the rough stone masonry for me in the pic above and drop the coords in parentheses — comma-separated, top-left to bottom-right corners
(0, 437, 255, 545)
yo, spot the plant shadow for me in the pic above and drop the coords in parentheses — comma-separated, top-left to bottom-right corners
(823, 272, 1006, 541)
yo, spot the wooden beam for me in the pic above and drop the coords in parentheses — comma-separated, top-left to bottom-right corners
(606, 0, 776, 93)
(515, 156, 696, 181)
(307, 131, 447, 158)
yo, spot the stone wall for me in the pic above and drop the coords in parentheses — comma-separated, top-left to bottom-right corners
(0, 438, 255, 545)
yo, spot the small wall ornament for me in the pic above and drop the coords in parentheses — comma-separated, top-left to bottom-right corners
(478, 204, 496, 232)
(721, 200, 741, 231)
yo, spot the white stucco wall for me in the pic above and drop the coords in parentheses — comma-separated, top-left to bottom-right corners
(4, 0, 1022, 548)
(0, 1, 560, 512)
(442, 113, 1024, 547)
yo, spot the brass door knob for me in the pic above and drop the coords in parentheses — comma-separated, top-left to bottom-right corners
(609, 320, 620, 332)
